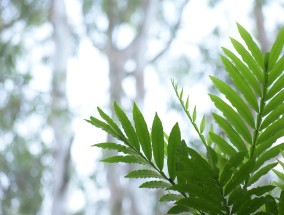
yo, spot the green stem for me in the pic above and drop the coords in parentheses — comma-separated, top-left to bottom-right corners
(126, 140, 188, 198)
(245, 57, 269, 189)
(250, 68, 268, 158)
(171, 80, 207, 147)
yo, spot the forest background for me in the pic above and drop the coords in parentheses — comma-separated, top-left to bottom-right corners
(1, 0, 284, 214)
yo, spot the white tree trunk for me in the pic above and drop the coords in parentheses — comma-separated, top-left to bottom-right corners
(49, 0, 72, 214)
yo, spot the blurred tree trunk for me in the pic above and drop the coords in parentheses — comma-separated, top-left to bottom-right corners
(253, 0, 269, 53)
(49, 0, 73, 214)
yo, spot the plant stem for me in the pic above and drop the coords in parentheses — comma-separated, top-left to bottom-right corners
(250, 62, 268, 158)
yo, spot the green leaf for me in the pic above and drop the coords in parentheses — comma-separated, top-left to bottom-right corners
(260, 103, 284, 130)
(171, 183, 223, 204)
(277, 157, 284, 169)
(139, 180, 172, 189)
(263, 90, 284, 116)
(255, 143, 284, 170)
(238, 197, 267, 215)
(167, 205, 190, 214)
(207, 146, 219, 178)
(210, 94, 252, 143)
(151, 113, 164, 170)
(192, 105, 197, 122)
(177, 197, 223, 214)
(160, 194, 183, 202)
(133, 103, 152, 160)
(185, 96, 189, 110)
(279, 190, 284, 214)
(248, 162, 278, 186)
(265, 195, 278, 215)
(237, 23, 264, 68)
(207, 125, 214, 146)
(187, 148, 213, 176)
(266, 75, 284, 100)
(257, 118, 284, 145)
(210, 132, 237, 157)
(268, 27, 284, 71)
(114, 102, 140, 151)
(219, 152, 245, 186)
(274, 181, 284, 190)
(167, 123, 181, 180)
(200, 115, 206, 134)
(221, 55, 259, 111)
(224, 159, 255, 196)
(273, 169, 284, 181)
(268, 55, 284, 86)
(227, 187, 246, 206)
(247, 185, 275, 196)
(230, 37, 263, 82)
(125, 169, 163, 179)
(86, 117, 123, 141)
(101, 155, 146, 165)
(256, 129, 284, 157)
(222, 47, 262, 96)
(212, 113, 247, 154)
(94, 142, 134, 155)
(210, 76, 255, 128)
(177, 140, 189, 183)
(97, 107, 126, 140)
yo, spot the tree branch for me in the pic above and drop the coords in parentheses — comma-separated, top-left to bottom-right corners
(84, 21, 106, 52)
(148, 0, 189, 64)
(122, 0, 154, 59)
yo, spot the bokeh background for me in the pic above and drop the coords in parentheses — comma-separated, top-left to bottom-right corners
(1, 0, 284, 214)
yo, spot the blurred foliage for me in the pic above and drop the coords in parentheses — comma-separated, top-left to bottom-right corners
(0, 0, 48, 214)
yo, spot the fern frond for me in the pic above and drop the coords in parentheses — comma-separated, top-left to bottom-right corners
(88, 24, 284, 214)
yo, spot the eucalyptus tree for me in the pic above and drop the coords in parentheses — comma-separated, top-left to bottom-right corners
(49, 0, 73, 214)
